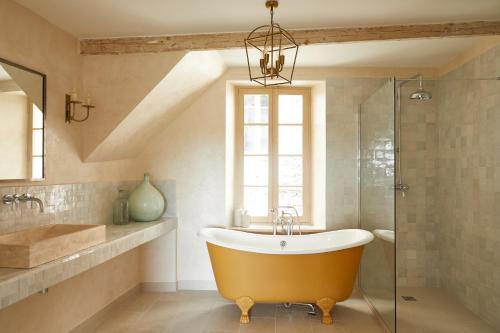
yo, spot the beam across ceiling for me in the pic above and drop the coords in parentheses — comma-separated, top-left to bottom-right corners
(80, 21, 500, 55)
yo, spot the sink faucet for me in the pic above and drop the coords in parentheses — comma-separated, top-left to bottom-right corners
(2, 193, 44, 213)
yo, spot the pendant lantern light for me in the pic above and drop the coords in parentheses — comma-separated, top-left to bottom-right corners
(244, 0, 299, 87)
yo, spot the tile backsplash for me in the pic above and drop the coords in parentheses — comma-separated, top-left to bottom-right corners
(0, 180, 176, 234)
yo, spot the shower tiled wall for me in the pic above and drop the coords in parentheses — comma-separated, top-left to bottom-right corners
(435, 45, 500, 328)
(0, 180, 176, 234)
(396, 81, 439, 287)
(358, 78, 396, 331)
(396, 44, 500, 328)
(326, 78, 384, 230)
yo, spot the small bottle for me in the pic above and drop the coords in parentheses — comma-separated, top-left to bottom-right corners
(113, 189, 129, 225)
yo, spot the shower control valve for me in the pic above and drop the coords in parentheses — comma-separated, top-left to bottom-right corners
(394, 184, 410, 192)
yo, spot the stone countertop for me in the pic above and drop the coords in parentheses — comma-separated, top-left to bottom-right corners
(0, 218, 177, 310)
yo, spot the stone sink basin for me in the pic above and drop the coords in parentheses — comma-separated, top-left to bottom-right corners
(0, 224, 106, 268)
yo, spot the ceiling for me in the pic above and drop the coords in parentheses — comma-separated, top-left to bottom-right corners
(219, 36, 500, 68)
(14, 0, 500, 39)
(0, 66, 11, 81)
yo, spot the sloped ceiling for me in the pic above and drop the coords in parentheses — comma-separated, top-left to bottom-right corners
(81, 51, 187, 160)
(83, 51, 227, 162)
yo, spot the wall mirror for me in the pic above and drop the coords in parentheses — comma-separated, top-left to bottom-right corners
(0, 58, 46, 181)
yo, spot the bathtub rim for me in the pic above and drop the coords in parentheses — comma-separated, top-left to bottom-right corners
(198, 228, 374, 255)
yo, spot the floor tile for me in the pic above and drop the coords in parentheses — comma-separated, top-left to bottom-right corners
(251, 303, 277, 318)
(205, 302, 243, 332)
(238, 317, 276, 333)
(276, 316, 312, 333)
(93, 310, 144, 333)
(86, 290, 388, 333)
(396, 288, 497, 333)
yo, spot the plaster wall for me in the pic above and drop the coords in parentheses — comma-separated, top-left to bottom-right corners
(0, 0, 136, 186)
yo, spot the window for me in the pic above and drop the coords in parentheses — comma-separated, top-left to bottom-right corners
(235, 87, 311, 224)
(30, 103, 44, 179)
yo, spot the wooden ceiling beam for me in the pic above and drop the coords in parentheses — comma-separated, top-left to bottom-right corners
(80, 21, 500, 55)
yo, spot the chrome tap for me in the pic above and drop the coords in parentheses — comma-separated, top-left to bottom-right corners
(270, 208, 278, 235)
(279, 206, 301, 235)
(2, 194, 17, 205)
(281, 212, 294, 235)
(18, 194, 44, 213)
(270, 206, 301, 235)
(270, 208, 286, 235)
(2, 193, 44, 213)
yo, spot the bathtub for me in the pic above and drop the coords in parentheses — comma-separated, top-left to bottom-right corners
(198, 228, 374, 325)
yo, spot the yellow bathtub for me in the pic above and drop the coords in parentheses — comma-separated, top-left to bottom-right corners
(198, 228, 374, 325)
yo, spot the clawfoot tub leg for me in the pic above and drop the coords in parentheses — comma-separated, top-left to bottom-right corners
(236, 296, 255, 324)
(316, 297, 336, 325)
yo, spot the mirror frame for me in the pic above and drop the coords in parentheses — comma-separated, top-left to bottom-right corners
(0, 57, 47, 181)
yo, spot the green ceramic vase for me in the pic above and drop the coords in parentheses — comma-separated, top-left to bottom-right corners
(128, 173, 165, 222)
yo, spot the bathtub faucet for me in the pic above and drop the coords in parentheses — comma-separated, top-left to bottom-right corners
(270, 206, 301, 235)
(270, 208, 283, 235)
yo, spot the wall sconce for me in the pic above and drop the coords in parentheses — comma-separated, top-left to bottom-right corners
(65, 91, 95, 123)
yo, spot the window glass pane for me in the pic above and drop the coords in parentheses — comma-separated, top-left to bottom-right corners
(279, 95, 302, 124)
(32, 156, 43, 179)
(244, 94, 268, 124)
(244, 125, 268, 154)
(244, 156, 268, 186)
(279, 156, 303, 186)
(278, 187, 303, 216)
(244, 186, 268, 216)
(32, 129, 43, 156)
(279, 126, 302, 155)
(33, 104, 43, 128)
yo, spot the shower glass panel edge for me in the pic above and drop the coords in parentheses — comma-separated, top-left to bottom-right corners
(358, 77, 396, 333)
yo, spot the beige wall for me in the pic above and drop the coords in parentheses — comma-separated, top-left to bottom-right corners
(81, 51, 185, 161)
(311, 82, 327, 228)
(0, 1, 141, 331)
(0, 0, 136, 186)
(137, 74, 228, 287)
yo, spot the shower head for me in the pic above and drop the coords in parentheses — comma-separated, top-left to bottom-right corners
(409, 76, 432, 100)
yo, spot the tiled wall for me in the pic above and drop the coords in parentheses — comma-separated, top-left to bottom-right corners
(326, 78, 385, 230)
(358, 78, 396, 331)
(396, 81, 440, 288)
(435, 45, 500, 328)
(394, 44, 500, 328)
(0, 179, 176, 234)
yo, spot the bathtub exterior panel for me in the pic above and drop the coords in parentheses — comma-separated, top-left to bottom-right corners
(206, 242, 364, 303)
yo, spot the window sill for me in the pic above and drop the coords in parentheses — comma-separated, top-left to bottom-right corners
(231, 224, 326, 234)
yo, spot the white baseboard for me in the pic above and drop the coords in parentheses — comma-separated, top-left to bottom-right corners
(141, 282, 177, 292)
(177, 280, 217, 290)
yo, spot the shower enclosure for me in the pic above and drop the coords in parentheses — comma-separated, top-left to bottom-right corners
(359, 73, 500, 332)
(359, 78, 396, 332)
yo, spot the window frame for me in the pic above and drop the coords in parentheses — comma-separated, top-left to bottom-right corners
(235, 86, 312, 225)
